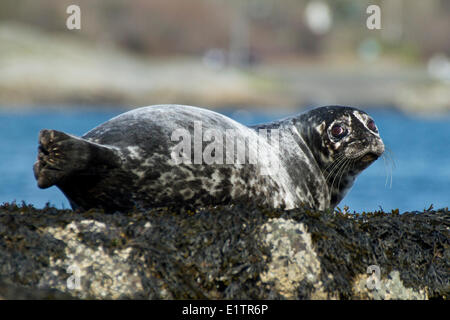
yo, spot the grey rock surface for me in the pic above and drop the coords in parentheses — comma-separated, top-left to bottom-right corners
(0, 203, 448, 299)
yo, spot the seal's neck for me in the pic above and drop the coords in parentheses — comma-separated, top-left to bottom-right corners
(325, 168, 357, 208)
(250, 118, 331, 210)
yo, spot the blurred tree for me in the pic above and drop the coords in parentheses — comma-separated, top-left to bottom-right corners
(0, 0, 448, 60)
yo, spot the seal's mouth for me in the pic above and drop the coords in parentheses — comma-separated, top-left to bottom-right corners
(360, 152, 378, 163)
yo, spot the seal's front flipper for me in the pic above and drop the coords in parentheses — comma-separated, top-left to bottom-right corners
(33, 129, 120, 189)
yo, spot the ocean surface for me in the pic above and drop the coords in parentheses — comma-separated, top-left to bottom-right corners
(0, 106, 449, 213)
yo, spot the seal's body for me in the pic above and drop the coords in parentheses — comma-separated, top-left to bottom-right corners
(34, 105, 384, 212)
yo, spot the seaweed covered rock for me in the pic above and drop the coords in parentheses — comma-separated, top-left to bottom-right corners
(0, 203, 448, 299)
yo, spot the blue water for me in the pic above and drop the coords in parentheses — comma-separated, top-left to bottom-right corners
(0, 106, 449, 212)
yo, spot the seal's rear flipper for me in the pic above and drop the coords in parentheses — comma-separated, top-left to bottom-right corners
(33, 129, 120, 189)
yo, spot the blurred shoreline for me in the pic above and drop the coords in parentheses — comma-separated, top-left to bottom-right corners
(1, 22, 449, 114)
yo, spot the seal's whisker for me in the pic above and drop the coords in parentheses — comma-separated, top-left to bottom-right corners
(342, 159, 353, 188)
(322, 153, 345, 172)
(325, 161, 344, 182)
(333, 157, 350, 184)
(382, 145, 395, 188)
(331, 158, 349, 193)
(384, 146, 396, 168)
(327, 154, 347, 176)
(337, 159, 350, 192)
(332, 159, 344, 190)
(325, 155, 347, 182)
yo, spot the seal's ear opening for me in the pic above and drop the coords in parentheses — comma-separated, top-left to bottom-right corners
(33, 129, 119, 189)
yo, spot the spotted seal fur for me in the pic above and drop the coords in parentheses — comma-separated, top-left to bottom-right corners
(33, 105, 384, 212)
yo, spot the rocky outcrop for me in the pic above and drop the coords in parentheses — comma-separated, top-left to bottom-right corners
(0, 203, 448, 299)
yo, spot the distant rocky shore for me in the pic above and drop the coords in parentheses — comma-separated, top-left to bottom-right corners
(0, 203, 448, 300)
(1, 22, 449, 114)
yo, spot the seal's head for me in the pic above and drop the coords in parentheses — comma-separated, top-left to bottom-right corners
(296, 106, 385, 207)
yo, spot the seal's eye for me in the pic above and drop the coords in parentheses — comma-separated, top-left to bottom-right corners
(330, 124, 346, 139)
(367, 119, 378, 132)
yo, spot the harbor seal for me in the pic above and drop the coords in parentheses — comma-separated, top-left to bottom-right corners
(33, 105, 384, 212)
